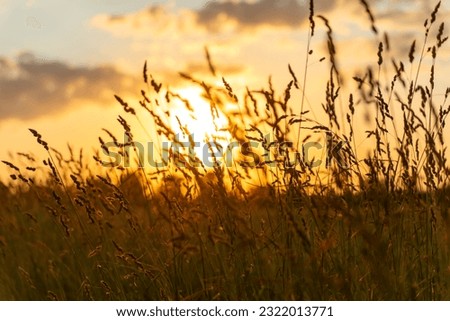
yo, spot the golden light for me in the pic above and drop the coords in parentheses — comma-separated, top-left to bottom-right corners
(169, 86, 232, 161)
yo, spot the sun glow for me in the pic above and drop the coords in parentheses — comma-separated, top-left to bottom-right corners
(169, 87, 232, 156)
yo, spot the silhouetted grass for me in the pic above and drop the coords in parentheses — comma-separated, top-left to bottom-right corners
(1, 1, 449, 300)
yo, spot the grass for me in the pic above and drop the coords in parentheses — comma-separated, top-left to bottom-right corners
(1, 1, 449, 300)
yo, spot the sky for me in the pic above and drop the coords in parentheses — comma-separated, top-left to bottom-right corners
(0, 0, 449, 180)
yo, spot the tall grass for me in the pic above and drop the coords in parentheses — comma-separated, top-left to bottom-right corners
(1, 1, 449, 300)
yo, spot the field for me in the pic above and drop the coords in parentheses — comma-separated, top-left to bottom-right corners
(1, 1, 450, 300)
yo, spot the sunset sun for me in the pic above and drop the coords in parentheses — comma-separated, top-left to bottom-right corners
(169, 86, 231, 148)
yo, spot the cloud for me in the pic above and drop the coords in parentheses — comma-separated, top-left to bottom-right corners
(198, 0, 337, 30)
(0, 52, 140, 120)
(91, 4, 201, 38)
(198, 0, 306, 29)
(91, 0, 339, 36)
(0, 52, 249, 121)
(91, 0, 450, 42)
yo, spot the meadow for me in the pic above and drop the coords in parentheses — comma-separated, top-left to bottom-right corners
(1, 1, 449, 300)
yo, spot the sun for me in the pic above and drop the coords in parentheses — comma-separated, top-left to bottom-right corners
(169, 86, 232, 160)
